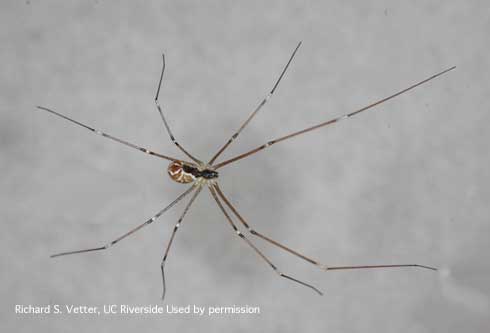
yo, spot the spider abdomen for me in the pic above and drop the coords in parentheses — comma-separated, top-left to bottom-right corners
(167, 161, 195, 183)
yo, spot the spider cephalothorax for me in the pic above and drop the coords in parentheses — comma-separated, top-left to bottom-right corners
(167, 161, 218, 184)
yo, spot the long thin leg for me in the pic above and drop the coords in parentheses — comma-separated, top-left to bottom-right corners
(213, 66, 456, 169)
(154, 54, 202, 164)
(36, 106, 189, 164)
(213, 183, 436, 271)
(208, 184, 323, 296)
(160, 185, 202, 300)
(50, 185, 197, 258)
(208, 41, 302, 165)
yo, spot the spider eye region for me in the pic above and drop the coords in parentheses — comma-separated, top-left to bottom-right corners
(167, 161, 218, 183)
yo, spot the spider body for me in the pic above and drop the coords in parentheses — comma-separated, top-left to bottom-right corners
(167, 161, 218, 184)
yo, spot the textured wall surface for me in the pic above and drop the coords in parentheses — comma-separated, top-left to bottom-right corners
(2, 1, 489, 332)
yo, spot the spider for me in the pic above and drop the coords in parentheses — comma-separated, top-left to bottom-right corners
(37, 42, 455, 299)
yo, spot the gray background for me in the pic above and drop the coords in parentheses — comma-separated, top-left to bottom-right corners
(1, 0, 489, 332)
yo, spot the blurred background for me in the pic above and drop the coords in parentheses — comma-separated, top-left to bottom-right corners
(1, 0, 489, 331)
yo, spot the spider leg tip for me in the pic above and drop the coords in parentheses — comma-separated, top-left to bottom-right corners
(418, 264, 438, 271)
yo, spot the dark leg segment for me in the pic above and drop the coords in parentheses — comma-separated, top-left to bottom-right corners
(208, 184, 323, 296)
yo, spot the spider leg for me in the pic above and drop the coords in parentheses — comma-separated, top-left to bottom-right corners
(36, 106, 190, 164)
(214, 66, 456, 169)
(160, 185, 202, 300)
(208, 41, 302, 165)
(50, 185, 197, 258)
(208, 184, 323, 296)
(154, 53, 202, 164)
(213, 183, 436, 271)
